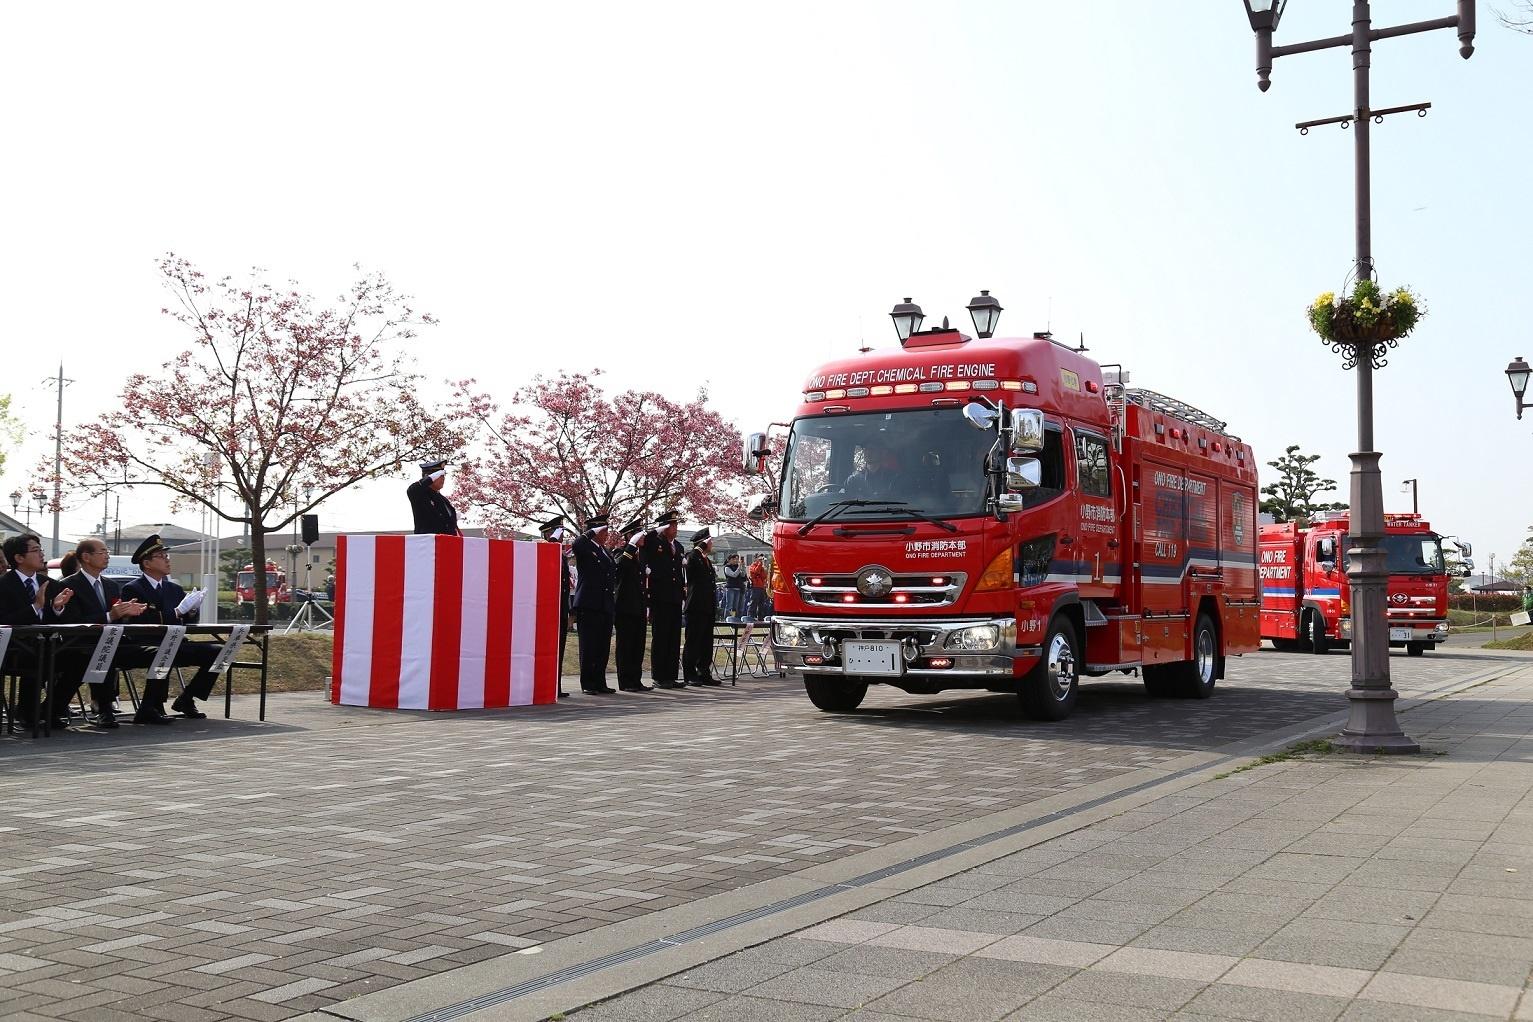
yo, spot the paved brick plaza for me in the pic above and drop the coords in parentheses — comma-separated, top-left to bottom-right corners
(0, 650, 1519, 1021)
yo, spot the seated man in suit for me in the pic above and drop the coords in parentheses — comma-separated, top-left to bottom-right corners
(50, 538, 154, 728)
(121, 535, 218, 720)
(1, 533, 76, 727)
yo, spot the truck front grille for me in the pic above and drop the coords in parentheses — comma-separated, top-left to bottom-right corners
(794, 571, 966, 608)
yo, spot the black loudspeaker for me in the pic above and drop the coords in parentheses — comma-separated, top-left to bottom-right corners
(301, 514, 320, 545)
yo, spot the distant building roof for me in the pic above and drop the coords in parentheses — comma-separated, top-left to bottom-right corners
(118, 522, 214, 544)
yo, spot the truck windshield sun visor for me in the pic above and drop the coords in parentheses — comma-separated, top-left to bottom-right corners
(780, 408, 1001, 522)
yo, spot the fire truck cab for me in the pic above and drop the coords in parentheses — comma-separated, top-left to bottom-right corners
(1259, 513, 1453, 656)
(235, 560, 291, 610)
(748, 313, 1260, 721)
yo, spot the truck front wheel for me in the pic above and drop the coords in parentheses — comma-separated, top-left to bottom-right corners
(1306, 611, 1330, 655)
(804, 677, 868, 713)
(1020, 616, 1079, 721)
(1406, 641, 1429, 657)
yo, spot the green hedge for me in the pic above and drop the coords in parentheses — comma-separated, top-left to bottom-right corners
(1449, 593, 1523, 612)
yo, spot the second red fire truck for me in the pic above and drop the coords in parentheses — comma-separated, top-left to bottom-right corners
(1258, 512, 1456, 656)
(746, 297, 1261, 720)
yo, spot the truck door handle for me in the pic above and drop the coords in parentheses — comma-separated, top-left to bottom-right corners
(1059, 535, 1075, 546)
(1107, 539, 1120, 549)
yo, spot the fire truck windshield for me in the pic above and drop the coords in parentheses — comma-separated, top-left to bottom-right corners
(237, 571, 280, 589)
(1340, 535, 1446, 575)
(779, 408, 995, 522)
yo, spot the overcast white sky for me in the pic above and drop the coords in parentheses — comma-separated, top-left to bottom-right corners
(2, 2, 1529, 568)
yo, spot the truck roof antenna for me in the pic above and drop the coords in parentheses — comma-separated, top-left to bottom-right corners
(1076, 331, 1088, 353)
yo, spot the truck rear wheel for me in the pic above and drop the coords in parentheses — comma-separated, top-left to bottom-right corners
(1143, 613, 1218, 699)
(1020, 616, 1079, 721)
(804, 677, 868, 713)
(1306, 611, 1330, 655)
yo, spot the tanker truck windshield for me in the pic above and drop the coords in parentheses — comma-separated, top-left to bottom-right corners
(780, 408, 999, 521)
(1339, 535, 1446, 574)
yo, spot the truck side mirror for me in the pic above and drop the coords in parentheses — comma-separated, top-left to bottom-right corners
(1456, 540, 1473, 557)
(1005, 457, 1042, 491)
(746, 493, 778, 521)
(1008, 409, 1045, 453)
(1319, 560, 1336, 575)
(963, 401, 999, 431)
(742, 431, 769, 474)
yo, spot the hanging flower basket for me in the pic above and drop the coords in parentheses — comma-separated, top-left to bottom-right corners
(1307, 279, 1424, 346)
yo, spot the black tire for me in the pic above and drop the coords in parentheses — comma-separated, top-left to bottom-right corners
(1021, 616, 1079, 721)
(1406, 642, 1427, 657)
(1306, 611, 1330, 655)
(1272, 638, 1300, 653)
(804, 677, 868, 712)
(1144, 613, 1218, 699)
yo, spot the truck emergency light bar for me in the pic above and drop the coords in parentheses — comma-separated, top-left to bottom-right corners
(805, 380, 1040, 401)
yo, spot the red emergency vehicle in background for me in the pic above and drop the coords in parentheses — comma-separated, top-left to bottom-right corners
(1259, 512, 1455, 656)
(235, 560, 291, 610)
(745, 298, 1261, 720)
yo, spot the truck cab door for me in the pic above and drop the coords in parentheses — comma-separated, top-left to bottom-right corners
(1071, 429, 1119, 597)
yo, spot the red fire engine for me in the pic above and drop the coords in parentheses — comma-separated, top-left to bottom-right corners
(1259, 512, 1454, 656)
(745, 307, 1260, 720)
(235, 560, 291, 609)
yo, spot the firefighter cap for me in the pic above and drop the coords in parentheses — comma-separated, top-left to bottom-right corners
(130, 533, 168, 566)
(691, 527, 712, 546)
(620, 517, 645, 538)
(537, 515, 566, 539)
(653, 509, 681, 528)
(585, 513, 610, 532)
(418, 458, 448, 477)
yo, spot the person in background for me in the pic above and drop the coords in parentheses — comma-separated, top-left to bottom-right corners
(407, 457, 460, 536)
(613, 517, 651, 692)
(682, 528, 721, 686)
(746, 554, 768, 620)
(722, 553, 745, 621)
(570, 512, 617, 695)
(120, 534, 220, 720)
(643, 510, 687, 689)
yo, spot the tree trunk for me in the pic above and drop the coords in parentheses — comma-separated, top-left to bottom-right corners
(251, 525, 269, 626)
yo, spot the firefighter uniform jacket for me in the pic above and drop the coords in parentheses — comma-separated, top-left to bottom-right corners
(642, 531, 687, 608)
(685, 548, 717, 619)
(571, 532, 617, 616)
(615, 540, 647, 617)
(406, 478, 459, 536)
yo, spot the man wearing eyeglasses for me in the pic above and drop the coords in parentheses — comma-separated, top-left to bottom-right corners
(1, 533, 75, 727)
(50, 538, 153, 728)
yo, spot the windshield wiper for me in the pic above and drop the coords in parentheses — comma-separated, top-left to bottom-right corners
(856, 502, 960, 533)
(797, 499, 887, 536)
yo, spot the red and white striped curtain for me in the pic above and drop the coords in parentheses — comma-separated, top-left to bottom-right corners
(330, 534, 561, 709)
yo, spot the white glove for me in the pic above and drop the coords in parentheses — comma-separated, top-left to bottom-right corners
(176, 590, 206, 616)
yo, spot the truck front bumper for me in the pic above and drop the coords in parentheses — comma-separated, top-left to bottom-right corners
(772, 615, 1023, 680)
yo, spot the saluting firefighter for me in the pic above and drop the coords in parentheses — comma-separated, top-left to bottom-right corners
(570, 512, 617, 695)
(613, 517, 651, 692)
(120, 534, 220, 720)
(642, 510, 687, 688)
(538, 515, 573, 699)
(681, 527, 721, 686)
(407, 458, 460, 536)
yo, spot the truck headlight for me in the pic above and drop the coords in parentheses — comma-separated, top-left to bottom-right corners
(1339, 618, 1352, 638)
(1433, 621, 1449, 635)
(774, 621, 807, 647)
(944, 624, 1001, 651)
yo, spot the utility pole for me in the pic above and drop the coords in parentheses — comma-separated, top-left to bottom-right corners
(52, 364, 68, 558)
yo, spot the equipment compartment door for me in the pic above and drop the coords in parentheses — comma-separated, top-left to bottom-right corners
(1137, 459, 1187, 663)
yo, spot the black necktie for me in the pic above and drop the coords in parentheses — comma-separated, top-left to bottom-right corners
(25, 577, 36, 601)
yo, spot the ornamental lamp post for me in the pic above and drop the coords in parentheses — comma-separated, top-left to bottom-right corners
(889, 298, 924, 343)
(1401, 478, 1418, 515)
(1507, 356, 1530, 419)
(1244, 0, 1476, 755)
(966, 290, 1004, 339)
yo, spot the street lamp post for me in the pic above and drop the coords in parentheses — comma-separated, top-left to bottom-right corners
(1243, 0, 1475, 755)
(1508, 356, 1530, 419)
(1401, 478, 1418, 515)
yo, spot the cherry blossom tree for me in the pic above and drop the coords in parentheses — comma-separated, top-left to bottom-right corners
(53, 254, 467, 622)
(453, 369, 767, 538)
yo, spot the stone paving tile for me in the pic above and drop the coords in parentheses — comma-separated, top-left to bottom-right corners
(5, 654, 1526, 1021)
(1183, 981, 1350, 1020)
(740, 966, 907, 1009)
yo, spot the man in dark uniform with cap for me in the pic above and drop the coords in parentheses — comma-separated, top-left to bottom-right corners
(570, 513, 617, 695)
(537, 516, 573, 698)
(682, 528, 721, 685)
(643, 510, 687, 688)
(121, 534, 222, 719)
(407, 458, 460, 536)
(613, 517, 651, 692)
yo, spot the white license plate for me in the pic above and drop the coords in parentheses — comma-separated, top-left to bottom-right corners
(843, 640, 903, 676)
(1389, 627, 1413, 642)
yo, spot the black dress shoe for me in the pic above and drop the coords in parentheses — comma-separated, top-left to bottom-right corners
(696, 678, 723, 687)
(51, 716, 71, 730)
(558, 691, 570, 699)
(171, 694, 207, 719)
(94, 705, 119, 729)
(133, 708, 175, 726)
(654, 681, 685, 690)
(619, 684, 652, 692)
